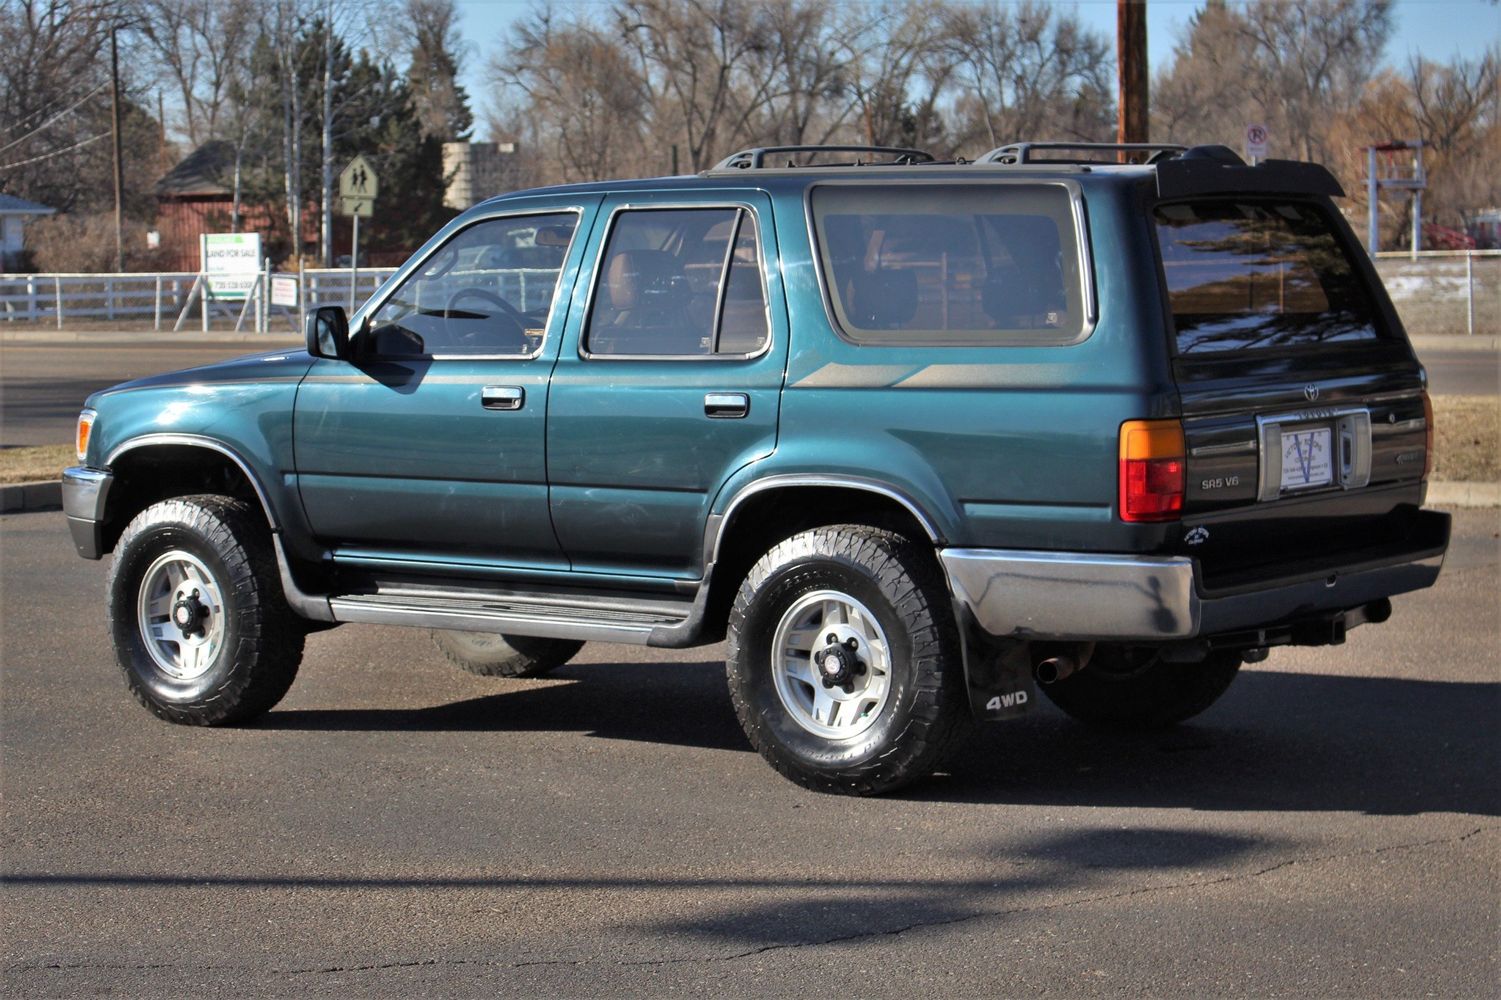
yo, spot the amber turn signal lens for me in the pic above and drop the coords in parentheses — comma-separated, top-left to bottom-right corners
(76, 409, 96, 464)
(1119, 418, 1185, 523)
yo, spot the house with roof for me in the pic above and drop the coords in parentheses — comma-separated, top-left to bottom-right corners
(0, 194, 56, 271)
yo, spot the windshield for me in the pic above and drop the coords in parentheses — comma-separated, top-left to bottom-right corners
(1154, 200, 1383, 354)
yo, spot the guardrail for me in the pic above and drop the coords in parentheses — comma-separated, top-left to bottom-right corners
(2, 250, 1496, 336)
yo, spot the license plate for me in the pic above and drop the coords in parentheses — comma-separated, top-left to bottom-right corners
(1280, 427, 1333, 491)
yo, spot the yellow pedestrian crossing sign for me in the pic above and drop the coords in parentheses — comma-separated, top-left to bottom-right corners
(339, 155, 378, 216)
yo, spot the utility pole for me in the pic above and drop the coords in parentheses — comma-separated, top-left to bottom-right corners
(1116, 0, 1148, 158)
(110, 26, 126, 272)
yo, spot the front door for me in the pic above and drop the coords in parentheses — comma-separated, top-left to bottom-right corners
(546, 191, 789, 580)
(294, 202, 596, 576)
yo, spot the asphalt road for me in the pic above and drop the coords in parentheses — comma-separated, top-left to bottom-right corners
(2, 508, 1496, 997)
(1, 339, 1497, 447)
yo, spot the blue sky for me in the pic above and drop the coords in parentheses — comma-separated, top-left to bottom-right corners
(452, 0, 1501, 139)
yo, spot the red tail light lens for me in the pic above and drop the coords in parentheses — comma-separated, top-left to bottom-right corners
(1422, 391, 1434, 480)
(1119, 419, 1185, 522)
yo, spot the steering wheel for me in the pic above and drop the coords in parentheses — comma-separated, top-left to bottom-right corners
(443, 287, 529, 349)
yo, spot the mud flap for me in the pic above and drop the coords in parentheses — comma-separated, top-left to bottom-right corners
(957, 618, 1036, 721)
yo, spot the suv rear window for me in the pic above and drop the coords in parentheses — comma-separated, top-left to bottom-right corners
(810, 184, 1087, 345)
(1154, 200, 1383, 355)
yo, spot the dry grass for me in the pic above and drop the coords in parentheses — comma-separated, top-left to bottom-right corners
(1432, 395, 1500, 483)
(1, 398, 1495, 487)
(0, 445, 75, 485)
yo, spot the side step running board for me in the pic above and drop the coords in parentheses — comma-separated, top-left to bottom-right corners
(327, 590, 692, 646)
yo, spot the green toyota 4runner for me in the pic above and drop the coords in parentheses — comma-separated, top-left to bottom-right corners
(63, 143, 1450, 794)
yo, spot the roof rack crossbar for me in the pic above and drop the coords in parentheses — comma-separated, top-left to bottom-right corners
(977, 142, 1188, 165)
(714, 145, 936, 171)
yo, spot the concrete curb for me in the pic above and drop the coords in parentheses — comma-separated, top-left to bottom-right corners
(1410, 334, 1499, 354)
(1, 480, 62, 514)
(4, 477, 1497, 516)
(1427, 481, 1501, 509)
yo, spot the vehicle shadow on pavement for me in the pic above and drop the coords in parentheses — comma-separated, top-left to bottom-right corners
(624, 826, 1272, 948)
(262, 664, 1499, 817)
(260, 659, 753, 753)
(927, 670, 1500, 817)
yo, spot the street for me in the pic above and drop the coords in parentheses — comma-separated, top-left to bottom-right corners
(2, 507, 1496, 996)
(1, 338, 1497, 447)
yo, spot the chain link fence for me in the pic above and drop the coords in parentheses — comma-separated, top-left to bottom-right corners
(1374, 251, 1499, 337)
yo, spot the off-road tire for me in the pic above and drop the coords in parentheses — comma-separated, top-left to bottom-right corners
(430, 631, 584, 678)
(107, 495, 303, 725)
(1039, 646, 1243, 729)
(726, 525, 968, 796)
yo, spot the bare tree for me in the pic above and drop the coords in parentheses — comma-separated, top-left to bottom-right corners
(0, 0, 169, 222)
(616, 0, 781, 171)
(1237, 0, 1394, 162)
(837, 1, 953, 151)
(133, 0, 255, 147)
(751, 0, 855, 147)
(1154, 0, 1393, 165)
(941, 0, 1114, 152)
(489, 7, 648, 183)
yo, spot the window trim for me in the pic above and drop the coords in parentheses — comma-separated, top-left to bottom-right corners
(803, 178, 1097, 348)
(578, 201, 775, 363)
(355, 207, 584, 362)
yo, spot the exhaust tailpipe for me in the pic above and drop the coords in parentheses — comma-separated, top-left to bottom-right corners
(1034, 655, 1078, 685)
(1033, 642, 1095, 686)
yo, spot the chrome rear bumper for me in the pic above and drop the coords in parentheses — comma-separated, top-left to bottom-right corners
(940, 511, 1450, 642)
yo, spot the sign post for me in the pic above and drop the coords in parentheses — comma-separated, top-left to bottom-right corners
(1245, 123, 1269, 165)
(338, 155, 378, 313)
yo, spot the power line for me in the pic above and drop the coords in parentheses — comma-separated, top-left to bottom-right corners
(0, 83, 110, 157)
(0, 132, 111, 172)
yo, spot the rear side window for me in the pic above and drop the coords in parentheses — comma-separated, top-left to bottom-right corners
(1154, 200, 1383, 354)
(810, 184, 1088, 345)
(585, 207, 769, 358)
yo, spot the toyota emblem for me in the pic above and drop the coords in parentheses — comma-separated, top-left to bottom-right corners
(1303, 384, 1320, 402)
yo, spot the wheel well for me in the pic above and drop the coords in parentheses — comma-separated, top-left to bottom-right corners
(702, 486, 939, 640)
(101, 446, 270, 553)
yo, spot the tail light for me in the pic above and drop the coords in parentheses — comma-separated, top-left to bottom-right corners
(76, 409, 96, 464)
(1119, 419, 1185, 522)
(1422, 391, 1433, 480)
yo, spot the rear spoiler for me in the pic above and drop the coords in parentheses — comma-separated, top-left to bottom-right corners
(1156, 145, 1345, 199)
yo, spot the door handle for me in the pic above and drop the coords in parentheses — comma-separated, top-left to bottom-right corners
(704, 392, 749, 419)
(482, 385, 525, 410)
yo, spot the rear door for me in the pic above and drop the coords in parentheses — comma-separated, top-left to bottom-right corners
(546, 191, 789, 580)
(1155, 197, 1432, 589)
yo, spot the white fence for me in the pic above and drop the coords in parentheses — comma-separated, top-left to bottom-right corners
(0, 267, 398, 332)
(3, 250, 1497, 337)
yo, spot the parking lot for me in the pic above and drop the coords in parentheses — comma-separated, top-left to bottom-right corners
(2, 506, 1496, 996)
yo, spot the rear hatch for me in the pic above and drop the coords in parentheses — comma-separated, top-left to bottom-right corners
(1153, 196, 1435, 593)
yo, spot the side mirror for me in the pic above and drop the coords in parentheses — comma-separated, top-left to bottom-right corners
(306, 306, 350, 360)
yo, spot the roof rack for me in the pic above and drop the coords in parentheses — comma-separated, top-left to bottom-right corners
(976, 142, 1188, 165)
(713, 145, 936, 171)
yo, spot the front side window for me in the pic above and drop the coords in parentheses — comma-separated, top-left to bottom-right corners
(365, 212, 577, 357)
(1154, 200, 1383, 354)
(585, 207, 769, 357)
(811, 184, 1087, 344)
